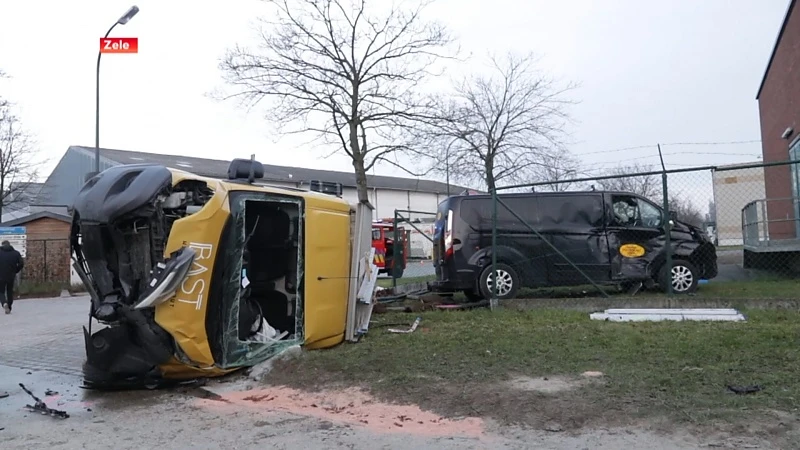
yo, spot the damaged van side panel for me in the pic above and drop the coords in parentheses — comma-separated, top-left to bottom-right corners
(604, 192, 717, 283)
(303, 200, 352, 349)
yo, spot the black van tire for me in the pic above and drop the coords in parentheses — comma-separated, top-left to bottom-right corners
(479, 263, 520, 300)
(659, 259, 699, 294)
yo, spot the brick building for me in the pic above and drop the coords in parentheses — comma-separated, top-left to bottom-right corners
(757, 0, 799, 241)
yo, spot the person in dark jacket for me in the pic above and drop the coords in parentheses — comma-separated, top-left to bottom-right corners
(0, 240, 24, 314)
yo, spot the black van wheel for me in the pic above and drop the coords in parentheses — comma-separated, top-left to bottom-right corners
(479, 263, 520, 300)
(659, 259, 699, 294)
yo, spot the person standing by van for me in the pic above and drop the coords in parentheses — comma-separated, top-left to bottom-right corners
(0, 240, 24, 314)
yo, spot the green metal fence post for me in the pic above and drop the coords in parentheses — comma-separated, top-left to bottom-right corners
(490, 188, 498, 310)
(658, 144, 673, 296)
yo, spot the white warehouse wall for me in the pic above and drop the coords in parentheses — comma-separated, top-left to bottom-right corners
(340, 186, 444, 220)
(713, 164, 766, 246)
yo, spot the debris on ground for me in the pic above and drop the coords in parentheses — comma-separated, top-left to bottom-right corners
(727, 384, 763, 395)
(388, 317, 421, 334)
(435, 300, 490, 310)
(19, 383, 70, 419)
(544, 422, 564, 432)
(45, 389, 58, 396)
(590, 308, 746, 322)
(581, 371, 604, 378)
(0, 391, 9, 399)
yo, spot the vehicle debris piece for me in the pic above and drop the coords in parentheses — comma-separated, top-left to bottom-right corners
(727, 384, 763, 395)
(19, 383, 69, 419)
(388, 317, 421, 334)
(589, 308, 746, 322)
(0, 391, 9, 399)
(435, 300, 490, 310)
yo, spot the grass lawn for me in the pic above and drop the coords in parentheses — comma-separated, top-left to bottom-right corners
(499, 277, 800, 300)
(270, 308, 800, 434)
(697, 278, 800, 298)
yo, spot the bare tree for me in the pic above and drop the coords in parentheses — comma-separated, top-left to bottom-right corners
(594, 163, 662, 199)
(529, 151, 583, 192)
(0, 103, 40, 222)
(668, 194, 705, 227)
(217, 0, 456, 205)
(0, 69, 7, 108)
(421, 52, 577, 191)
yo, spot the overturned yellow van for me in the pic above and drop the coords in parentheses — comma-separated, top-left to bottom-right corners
(70, 158, 353, 389)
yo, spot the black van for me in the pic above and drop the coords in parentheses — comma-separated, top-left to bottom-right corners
(429, 190, 717, 300)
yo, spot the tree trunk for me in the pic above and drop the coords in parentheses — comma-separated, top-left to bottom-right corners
(349, 120, 372, 207)
(352, 156, 370, 205)
(484, 159, 495, 192)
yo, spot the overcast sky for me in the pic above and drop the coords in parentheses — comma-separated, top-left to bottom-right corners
(0, 0, 790, 190)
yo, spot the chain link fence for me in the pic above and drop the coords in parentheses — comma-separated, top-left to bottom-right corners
(463, 159, 800, 302)
(379, 209, 437, 286)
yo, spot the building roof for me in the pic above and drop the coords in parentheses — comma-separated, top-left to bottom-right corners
(0, 182, 46, 222)
(756, 0, 797, 99)
(714, 160, 766, 169)
(1, 210, 72, 227)
(70, 145, 473, 195)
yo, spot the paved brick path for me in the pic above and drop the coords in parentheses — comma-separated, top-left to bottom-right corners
(0, 296, 89, 376)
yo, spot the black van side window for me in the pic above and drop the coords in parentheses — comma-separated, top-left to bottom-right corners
(610, 195, 662, 228)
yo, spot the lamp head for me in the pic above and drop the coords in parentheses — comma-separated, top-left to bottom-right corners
(117, 6, 139, 25)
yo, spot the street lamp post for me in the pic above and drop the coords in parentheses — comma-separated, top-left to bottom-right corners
(95, 5, 140, 174)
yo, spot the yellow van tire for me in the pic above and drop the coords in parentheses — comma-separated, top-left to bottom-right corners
(478, 263, 520, 300)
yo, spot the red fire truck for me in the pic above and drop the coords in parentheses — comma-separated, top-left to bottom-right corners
(371, 220, 408, 278)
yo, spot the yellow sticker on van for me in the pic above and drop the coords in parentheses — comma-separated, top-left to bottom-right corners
(619, 244, 646, 258)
